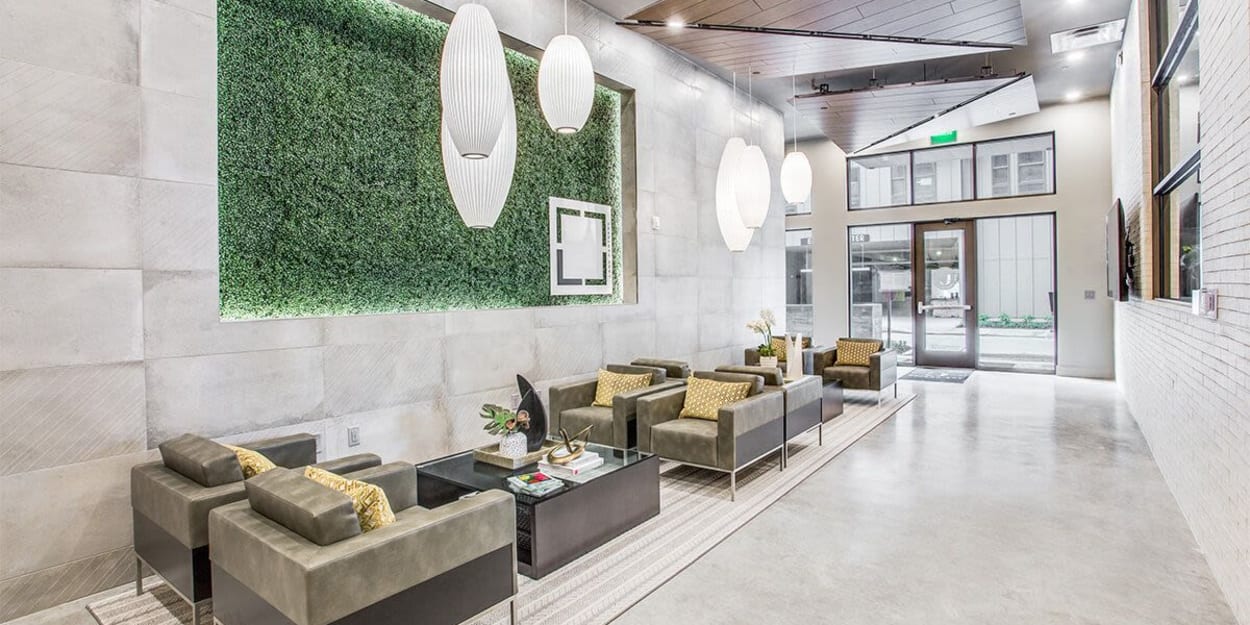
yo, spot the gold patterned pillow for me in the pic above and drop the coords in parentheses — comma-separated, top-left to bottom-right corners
(593, 369, 653, 407)
(679, 376, 752, 421)
(303, 466, 396, 532)
(835, 339, 882, 367)
(224, 444, 277, 478)
(768, 336, 812, 362)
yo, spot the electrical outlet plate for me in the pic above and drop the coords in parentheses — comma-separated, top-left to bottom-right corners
(347, 426, 360, 447)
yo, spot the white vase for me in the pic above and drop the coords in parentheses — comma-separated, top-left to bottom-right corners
(759, 356, 779, 369)
(786, 334, 803, 380)
(499, 432, 528, 458)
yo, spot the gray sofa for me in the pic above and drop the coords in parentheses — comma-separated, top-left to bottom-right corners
(130, 433, 381, 624)
(549, 363, 683, 449)
(636, 370, 785, 500)
(807, 339, 899, 404)
(209, 463, 517, 625)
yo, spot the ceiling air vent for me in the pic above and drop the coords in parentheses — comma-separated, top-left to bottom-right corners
(1050, 19, 1126, 54)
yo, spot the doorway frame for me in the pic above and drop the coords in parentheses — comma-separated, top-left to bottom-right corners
(912, 220, 978, 368)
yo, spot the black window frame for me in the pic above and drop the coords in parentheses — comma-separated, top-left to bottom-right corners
(845, 131, 1058, 211)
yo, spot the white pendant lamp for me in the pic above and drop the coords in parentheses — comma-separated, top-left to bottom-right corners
(442, 89, 517, 229)
(539, 0, 595, 134)
(735, 71, 771, 229)
(780, 75, 812, 204)
(715, 73, 754, 252)
(440, 3, 510, 159)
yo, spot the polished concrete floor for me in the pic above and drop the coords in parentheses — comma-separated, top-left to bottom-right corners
(7, 373, 1237, 625)
(613, 372, 1237, 625)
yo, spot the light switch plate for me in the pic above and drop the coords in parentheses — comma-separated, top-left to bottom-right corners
(651, 215, 661, 230)
(347, 426, 360, 447)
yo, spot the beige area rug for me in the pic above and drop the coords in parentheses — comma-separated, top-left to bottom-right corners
(88, 395, 913, 625)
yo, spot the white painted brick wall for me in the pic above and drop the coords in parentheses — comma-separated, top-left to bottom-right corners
(1113, 0, 1250, 623)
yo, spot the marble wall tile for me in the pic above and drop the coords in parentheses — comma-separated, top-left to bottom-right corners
(140, 90, 215, 183)
(654, 276, 699, 319)
(325, 399, 451, 465)
(444, 329, 536, 396)
(654, 234, 700, 277)
(698, 312, 734, 353)
(145, 348, 326, 444)
(156, 0, 216, 18)
(139, 180, 217, 271)
(322, 312, 445, 345)
(0, 269, 143, 371)
(142, 271, 324, 358)
(655, 314, 699, 360)
(140, 0, 216, 99)
(0, 363, 146, 476)
(698, 277, 734, 315)
(442, 387, 518, 451)
(534, 323, 603, 379)
(322, 339, 446, 416)
(0, 547, 134, 623)
(602, 319, 657, 364)
(0, 449, 154, 579)
(0, 60, 140, 176)
(0, 0, 139, 84)
(0, 165, 140, 269)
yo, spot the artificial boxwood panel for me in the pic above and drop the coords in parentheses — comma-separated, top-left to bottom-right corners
(218, 0, 622, 319)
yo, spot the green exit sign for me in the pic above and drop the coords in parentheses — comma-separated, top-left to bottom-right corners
(930, 130, 958, 145)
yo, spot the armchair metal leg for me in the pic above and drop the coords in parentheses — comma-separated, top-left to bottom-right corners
(191, 602, 201, 625)
(894, 382, 898, 398)
(730, 471, 736, 502)
(135, 557, 142, 596)
(510, 598, 517, 625)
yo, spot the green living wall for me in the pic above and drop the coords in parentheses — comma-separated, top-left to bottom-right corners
(218, 0, 622, 319)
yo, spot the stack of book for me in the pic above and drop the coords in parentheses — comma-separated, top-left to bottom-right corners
(506, 472, 564, 497)
(538, 450, 604, 479)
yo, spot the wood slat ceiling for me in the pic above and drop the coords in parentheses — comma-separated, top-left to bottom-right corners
(625, 0, 1026, 77)
(793, 76, 1018, 151)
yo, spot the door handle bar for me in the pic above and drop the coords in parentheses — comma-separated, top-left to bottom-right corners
(917, 301, 973, 314)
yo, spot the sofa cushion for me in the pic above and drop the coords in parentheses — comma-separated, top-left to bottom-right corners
(835, 339, 881, 367)
(304, 467, 396, 533)
(246, 468, 361, 546)
(559, 405, 614, 445)
(225, 444, 277, 478)
(825, 365, 870, 389)
(592, 369, 653, 407)
(159, 434, 244, 487)
(345, 462, 419, 513)
(680, 376, 752, 421)
(650, 418, 718, 467)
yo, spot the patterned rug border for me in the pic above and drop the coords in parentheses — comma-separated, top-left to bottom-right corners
(85, 394, 914, 625)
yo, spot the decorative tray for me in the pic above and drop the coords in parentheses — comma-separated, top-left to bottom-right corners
(473, 440, 560, 470)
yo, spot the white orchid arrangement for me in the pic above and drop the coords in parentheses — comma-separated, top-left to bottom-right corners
(746, 308, 778, 357)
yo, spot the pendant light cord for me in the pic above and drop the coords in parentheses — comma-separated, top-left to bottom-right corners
(747, 67, 754, 146)
(791, 72, 798, 153)
(731, 72, 737, 137)
(563, 0, 568, 35)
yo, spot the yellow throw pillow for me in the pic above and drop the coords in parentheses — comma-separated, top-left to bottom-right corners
(835, 339, 882, 367)
(679, 376, 752, 421)
(224, 444, 277, 478)
(593, 369, 653, 407)
(769, 337, 788, 362)
(303, 466, 396, 532)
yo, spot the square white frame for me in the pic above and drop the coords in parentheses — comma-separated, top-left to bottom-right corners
(549, 197, 613, 296)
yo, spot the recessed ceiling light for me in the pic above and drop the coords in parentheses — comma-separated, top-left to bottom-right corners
(1065, 90, 1083, 102)
(665, 19, 685, 28)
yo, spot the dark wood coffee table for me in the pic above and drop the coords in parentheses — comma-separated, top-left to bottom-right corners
(416, 444, 660, 579)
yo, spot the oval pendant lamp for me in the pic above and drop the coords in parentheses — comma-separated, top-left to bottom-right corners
(539, 0, 595, 134)
(440, 3, 510, 159)
(735, 71, 771, 229)
(717, 137, 754, 252)
(442, 88, 517, 229)
(780, 74, 812, 204)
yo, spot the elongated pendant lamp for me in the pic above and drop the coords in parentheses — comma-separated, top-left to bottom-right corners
(780, 75, 812, 204)
(717, 136, 754, 252)
(735, 71, 771, 229)
(442, 88, 517, 228)
(539, 0, 595, 134)
(440, 3, 510, 159)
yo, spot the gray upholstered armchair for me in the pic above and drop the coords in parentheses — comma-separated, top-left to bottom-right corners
(630, 358, 691, 380)
(548, 363, 683, 449)
(130, 433, 381, 624)
(808, 339, 898, 403)
(209, 463, 517, 625)
(636, 371, 785, 500)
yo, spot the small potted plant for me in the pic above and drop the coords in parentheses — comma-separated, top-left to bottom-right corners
(747, 308, 779, 368)
(481, 404, 531, 459)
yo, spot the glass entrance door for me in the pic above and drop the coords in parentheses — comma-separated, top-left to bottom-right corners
(912, 221, 977, 368)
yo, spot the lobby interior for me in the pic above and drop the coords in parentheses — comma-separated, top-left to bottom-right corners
(0, 0, 1246, 624)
